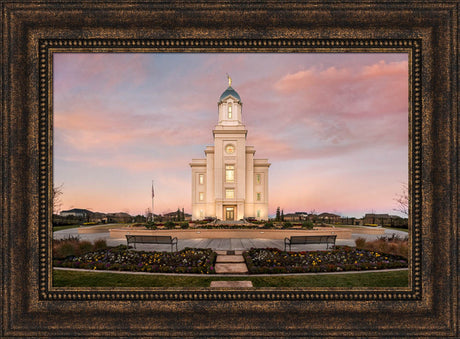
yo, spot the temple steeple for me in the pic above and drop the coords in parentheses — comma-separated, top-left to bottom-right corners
(190, 76, 270, 221)
(217, 76, 243, 126)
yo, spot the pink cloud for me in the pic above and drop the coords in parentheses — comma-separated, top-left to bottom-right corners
(361, 60, 407, 78)
(57, 152, 188, 173)
(54, 53, 149, 93)
(272, 60, 407, 119)
(274, 66, 352, 94)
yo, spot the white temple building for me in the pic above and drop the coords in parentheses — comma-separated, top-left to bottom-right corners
(190, 77, 270, 221)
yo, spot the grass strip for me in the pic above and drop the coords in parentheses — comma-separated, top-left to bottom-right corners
(53, 225, 82, 232)
(53, 269, 408, 288)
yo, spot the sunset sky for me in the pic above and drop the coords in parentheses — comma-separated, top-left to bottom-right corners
(53, 53, 408, 218)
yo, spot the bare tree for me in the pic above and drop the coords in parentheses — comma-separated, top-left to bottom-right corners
(394, 182, 409, 216)
(53, 183, 64, 214)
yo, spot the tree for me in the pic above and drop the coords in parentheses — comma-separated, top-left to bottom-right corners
(394, 182, 409, 216)
(53, 183, 64, 214)
(309, 209, 317, 224)
(281, 209, 284, 221)
(176, 208, 181, 221)
(276, 207, 281, 221)
(181, 208, 185, 221)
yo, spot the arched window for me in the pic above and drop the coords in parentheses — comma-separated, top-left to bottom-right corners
(228, 104, 232, 119)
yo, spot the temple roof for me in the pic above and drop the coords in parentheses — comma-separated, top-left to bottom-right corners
(219, 86, 241, 101)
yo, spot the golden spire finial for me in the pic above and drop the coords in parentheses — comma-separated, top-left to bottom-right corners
(226, 73, 232, 87)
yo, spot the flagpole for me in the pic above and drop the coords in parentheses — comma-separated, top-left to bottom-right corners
(152, 180, 155, 222)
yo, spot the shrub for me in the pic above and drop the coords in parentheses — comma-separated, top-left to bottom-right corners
(398, 243, 409, 258)
(93, 239, 107, 251)
(144, 221, 157, 230)
(282, 222, 292, 229)
(76, 241, 93, 256)
(164, 221, 175, 229)
(54, 242, 76, 259)
(302, 220, 314, 230)
(354, 235, 408, 259)
(180, 222, 189, 229)
(263, 221, 274, 229)
(355, 237, 367, 248)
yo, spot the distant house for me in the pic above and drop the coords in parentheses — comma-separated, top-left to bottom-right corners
(363, 213, 407, 227)
(339, 216, 360, 225)
(60, 208, 92, 219)
(317, 212, 341, 223)
(283, 212, 309, 222)
(162, 211, 192, 222)
(104, 212, 132, 224)
(89, 212, 106, 223)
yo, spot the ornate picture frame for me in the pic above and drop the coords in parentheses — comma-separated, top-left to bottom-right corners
(1, 1, 458, 337)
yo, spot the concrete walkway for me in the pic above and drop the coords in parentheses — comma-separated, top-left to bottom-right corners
(215, 250, 248, 274)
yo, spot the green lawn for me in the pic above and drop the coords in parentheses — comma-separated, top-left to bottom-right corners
(53, 225, 82, 232)
(53, 269, 408, 288)
(332, 224, 409, 233)
(53, 223, 130, 232)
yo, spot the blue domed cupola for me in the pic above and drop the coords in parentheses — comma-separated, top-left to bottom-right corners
(219, 86, 241, 102)
(217, 75, 243, 125)
(219, 74, 241, 102)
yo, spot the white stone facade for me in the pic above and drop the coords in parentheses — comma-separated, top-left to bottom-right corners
(190, 81, 270, 221)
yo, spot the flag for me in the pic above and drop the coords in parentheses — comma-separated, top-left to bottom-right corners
(151, 181, 154, 198)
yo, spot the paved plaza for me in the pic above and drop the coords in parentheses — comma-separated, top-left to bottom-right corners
(54, 225, 408, 252)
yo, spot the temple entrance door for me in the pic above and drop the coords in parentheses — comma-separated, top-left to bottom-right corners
(225, 207, 235, 221)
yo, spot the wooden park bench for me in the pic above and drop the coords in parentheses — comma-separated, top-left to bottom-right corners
(126, 235, 178, 252)
(284, 235, 337, 251)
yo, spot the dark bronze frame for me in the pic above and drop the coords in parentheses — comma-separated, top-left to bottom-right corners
(1, 1, 458, 337)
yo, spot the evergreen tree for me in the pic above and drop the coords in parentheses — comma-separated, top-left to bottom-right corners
(281, 209, 284, 221)
(181, 208, 185, 221)
(176, 208, 181, 221)
(276, 207, 281, 221)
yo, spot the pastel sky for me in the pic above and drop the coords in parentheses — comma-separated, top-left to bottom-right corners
(53, 53, 408, 218)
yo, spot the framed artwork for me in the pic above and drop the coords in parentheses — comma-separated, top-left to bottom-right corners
(1, 1, 458, 337)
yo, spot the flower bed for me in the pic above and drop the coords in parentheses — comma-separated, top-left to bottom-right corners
(243, 247, 408, 274)
(54, 246, 217, 274)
